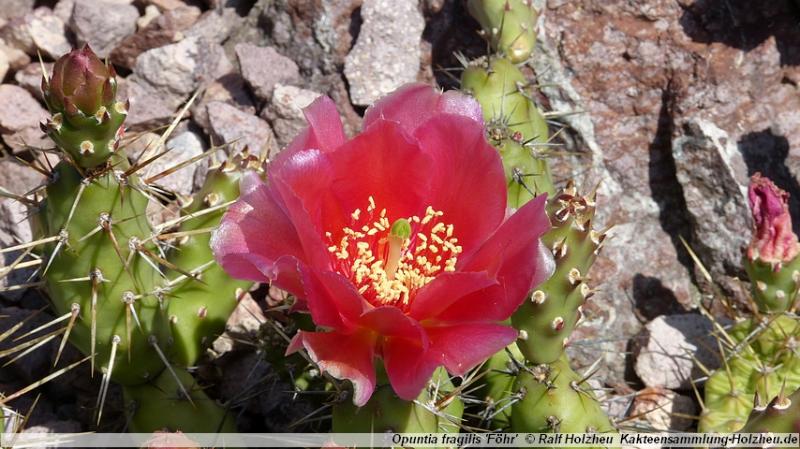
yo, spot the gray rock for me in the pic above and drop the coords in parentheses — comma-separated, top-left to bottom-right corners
(343, 0, 424, 105)
(235, 43, 299, 102)
(0, 39, 31, 70)
(111, 5, 201, 69)
(133, 36, 233, 104)
(0, 1, 35, 21)
(14, 62, 52, 101)
(0, 8, 71, 59)
(0, 84, 48, 152)
(191, 73, 256, 131)
(630, 387, 699, 431)
(70, 0, 139, 58)
(634, 314, 722, 390)
(137, 5, 161, 30)
(53, 0, 76, 23)
(206, 101, 276, 156)
(184, 7, 241, 44)
(263, 84, 321, 147)
(116, 75, 176, 130)
(143, 129, 205, 196)
(673, 119, 751, 277)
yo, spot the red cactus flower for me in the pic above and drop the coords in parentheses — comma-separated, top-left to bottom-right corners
(748, 173, 800, 264)
(211, 84, 553, 405)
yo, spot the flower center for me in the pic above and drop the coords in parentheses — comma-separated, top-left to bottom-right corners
(325, 196, 462, 310)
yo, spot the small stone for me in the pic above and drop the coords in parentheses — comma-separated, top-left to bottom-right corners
(116, 76, 176, 130)
(53, 0, 76, 23)
(344, 0, 424, 105)
(206, 101, 276, 156)
(630, 387, 698, 431)
(0, 1, 35, 21)
(633, 314, 721, 390)
(134, 36, 233, 101)
(225, 292, 265, 337)
(137, 5, 162, 30)
(111, 5, 201, 69)
(145, 0, 188, 11)
(184, 7, 241, 44)
(14, 62, 52, 100)
(70, 0, 140, 58)
(191, 73, 256, 131)
(235, 43, 299, 102)
(0, 50, 8, 83)
(263, 84, 322, 148)
(0, 8, 71, 59)
(0, 39, 31, 70)
(142, 129, 205, 196)
(0, 84, 48, 152)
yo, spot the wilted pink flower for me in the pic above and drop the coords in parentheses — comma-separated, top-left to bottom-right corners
(211, 84, 552, 405)
(747, 173, 800, 264)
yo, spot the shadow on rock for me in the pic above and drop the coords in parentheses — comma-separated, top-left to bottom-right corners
(679, 0, 800, 66)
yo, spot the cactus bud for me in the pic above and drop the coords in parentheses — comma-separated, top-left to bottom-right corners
(747, 173, 800, 264)
(42, 46, 126, 169)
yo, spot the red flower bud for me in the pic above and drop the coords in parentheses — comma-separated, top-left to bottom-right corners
(45, 45, 116, 116)
(747, 173, 800, 264)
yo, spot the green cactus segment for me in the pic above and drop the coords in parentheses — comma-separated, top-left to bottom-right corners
(164, 162, 255, 367)
(479, 344, 524, 430)
(123, 367, 236, 433)
(467, 0, 538, 63)
(44, 106, 127, 169)
(744, 256, 800, 314)
(512, 183, 602, 364)
(39, 161, 168, 385)
(332, 368, 463, 434)
(741, 387, 800, 433)
(510, 356, 615, 439)
(462, 58, 552, 206)
(42, 46, 127, 169)
(700, 315, 800, 433)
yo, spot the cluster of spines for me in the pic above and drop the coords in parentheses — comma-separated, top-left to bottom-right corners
(460, 1, 616, 440)
(0, 46, 255, 433)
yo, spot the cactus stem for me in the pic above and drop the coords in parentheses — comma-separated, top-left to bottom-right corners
(147, 335, 194, 407)
(95, 334, 120, 425)
(53, 303, 80, 367)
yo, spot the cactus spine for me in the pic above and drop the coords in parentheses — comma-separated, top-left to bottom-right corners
(461, 2, 615, 441)
(700, 174, 800, 433)
(1, 46, 246, 431)
(740, 386, 800, 434)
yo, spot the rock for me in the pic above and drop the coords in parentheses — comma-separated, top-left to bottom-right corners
(0, 39, 31, 70)
(633, 314, 721, 390)
(53, 0, 76, 23)
(111, 5, 201, 69)
(0, 8, 71, 59)
(70, 0, 140, 58)
(263, 84, 322, 147)
(0, 1, 35, 21)
(225, 292, 265, 338)
(0, 307, 57, 380)
(630, 387, 698, 431)
(142, 129, 205, 196)
(14, 62, 52, 101)
(133, 37, 233, 104)
(22, 420, 82, 434)
(235, 43, 299, 102)
(673, 119, 751, 277)
(0, 84, 48, 152)
(184, 7, 241, 44)
(0, 50, 8, 83)
(191, 73, 256, 131)
(145, 0, 188, 11)
(137, 5, 161, 30)
(206, 101, 276, 156)
(343, 0, 424, 105)
(116, 76, 176, 130)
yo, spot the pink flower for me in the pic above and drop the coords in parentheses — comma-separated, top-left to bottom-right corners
(747, 173, 800, 264)
(211, 84, 552, 405)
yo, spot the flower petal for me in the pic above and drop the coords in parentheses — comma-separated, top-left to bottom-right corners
(408, 272, 497, 321)
(382, 336, 440, 401)
(271, 95, 346, 171)
(300, 268, 366, 331)
(439, 195, 552, 321)
(359, 306, 426, 343)
(426, 323, 518, 375)
(288, 330, 377, 406)
(363, 84, 483, 135)
(413, 114, 507, 256)
(211, 179, 307, 293)
(327, 119, 433, 221)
